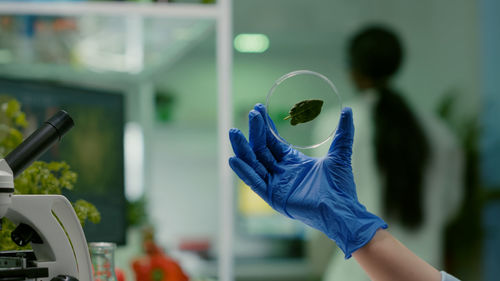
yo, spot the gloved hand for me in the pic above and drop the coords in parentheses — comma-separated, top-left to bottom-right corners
(229, 103, 387, 258)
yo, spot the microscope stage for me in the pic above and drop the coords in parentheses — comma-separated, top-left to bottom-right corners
(0, 251, 48, 280)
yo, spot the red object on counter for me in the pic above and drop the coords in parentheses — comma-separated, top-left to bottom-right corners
(116, 268, 126, 281)
(132, 241, 189, 281)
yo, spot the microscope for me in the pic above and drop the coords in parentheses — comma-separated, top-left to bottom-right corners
(0, 111, 93, 281)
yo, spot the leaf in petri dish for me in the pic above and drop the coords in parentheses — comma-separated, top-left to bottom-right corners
(283, 99, 324, 126)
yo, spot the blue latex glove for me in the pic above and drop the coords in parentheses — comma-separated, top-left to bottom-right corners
(228, 103, 387, 258)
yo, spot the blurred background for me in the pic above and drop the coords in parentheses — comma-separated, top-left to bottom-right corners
(0, 0, 498, 280)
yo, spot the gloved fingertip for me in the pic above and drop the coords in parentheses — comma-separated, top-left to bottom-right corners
(228, 156, 240, 170)
(229, 128, 242, 143)
(249, 109, 267, 149)
(228, 157, 253, 182)
(341, 107, 352, 116)
(248, 109, 260, 119)
(254, 103, 265, 111)
(328, 107, 354, 155)
(255, 104, 269, 118)
(338, 107, 354, 133)
(228, 156, 236, 164)
(229, 128, 239, 136)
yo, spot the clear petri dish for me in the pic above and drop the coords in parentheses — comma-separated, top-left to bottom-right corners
(265, 70, 342, 150)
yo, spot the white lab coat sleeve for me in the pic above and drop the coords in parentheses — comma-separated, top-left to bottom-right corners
(419, 112, 464, 224)
(441, 271, 461, 281)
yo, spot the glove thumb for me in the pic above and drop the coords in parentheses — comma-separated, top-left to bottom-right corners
(328, 107, 354, 160)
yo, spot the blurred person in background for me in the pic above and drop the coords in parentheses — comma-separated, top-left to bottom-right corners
(322, 25, 464, 281)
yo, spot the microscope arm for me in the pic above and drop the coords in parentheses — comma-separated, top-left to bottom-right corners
(6, 195, 93, 281)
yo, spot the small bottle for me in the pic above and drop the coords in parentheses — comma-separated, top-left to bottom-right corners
(88, 242, 117, 281)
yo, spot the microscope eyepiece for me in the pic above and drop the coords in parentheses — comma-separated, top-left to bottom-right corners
(46, 110, 74, 140)
(4, 111, 74, 178)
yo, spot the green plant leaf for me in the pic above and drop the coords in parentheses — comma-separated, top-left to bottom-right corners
(73, 199, 101, 226)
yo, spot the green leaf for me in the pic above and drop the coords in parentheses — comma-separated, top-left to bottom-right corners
(284, 99, 324, 126)
(73, 200, 101, 226)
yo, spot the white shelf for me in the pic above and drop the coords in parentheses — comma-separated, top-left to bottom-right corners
(0, 2, 219, 19)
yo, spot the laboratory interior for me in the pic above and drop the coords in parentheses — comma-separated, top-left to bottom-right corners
(0, 0, 498, 281)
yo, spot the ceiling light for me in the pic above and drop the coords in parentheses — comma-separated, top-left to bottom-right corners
(234, 34, 270, 53)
